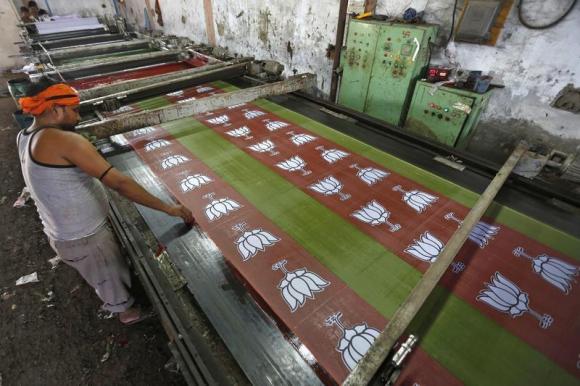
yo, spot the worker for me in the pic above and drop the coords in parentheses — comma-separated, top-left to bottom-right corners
(27, 1, 47, 20)
(37, 9, 50, 21)
(20, 6, 34, 23)
(17, 78, 194, 325)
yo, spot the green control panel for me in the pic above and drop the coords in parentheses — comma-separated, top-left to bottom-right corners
(404, 80, 492, 148)
(338, 20, 438, 127)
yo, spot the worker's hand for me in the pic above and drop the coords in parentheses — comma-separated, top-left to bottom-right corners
(165, 204, 195, 224)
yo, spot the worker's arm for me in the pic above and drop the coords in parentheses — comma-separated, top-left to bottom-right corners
(61, 132, 194, 223)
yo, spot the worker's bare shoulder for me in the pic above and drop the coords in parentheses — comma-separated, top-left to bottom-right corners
(43, 129, 90, 146)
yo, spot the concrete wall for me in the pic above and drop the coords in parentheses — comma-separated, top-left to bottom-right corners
(0, 1, 24, 71)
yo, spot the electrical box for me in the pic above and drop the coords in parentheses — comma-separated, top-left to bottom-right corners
(404, 80, 492, 148)
(338, 20, 438, 127)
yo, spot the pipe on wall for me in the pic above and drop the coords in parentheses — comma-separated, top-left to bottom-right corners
(329, 0, 349, 102)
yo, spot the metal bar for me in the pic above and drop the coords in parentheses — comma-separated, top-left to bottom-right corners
(28, 33, 127, 51)
(80, 63, 248, 109)
(78, 73, 316, 139)
(343, 141, 530, 386)
(79, 60, 249, 101)
(53, 49, 183, 72)
(329, 0, 349, 102)
(38, 39, 149, 62)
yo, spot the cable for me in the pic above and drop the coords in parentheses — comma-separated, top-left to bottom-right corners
(518, 0, 578, 30)
(447, 0, 459, 45)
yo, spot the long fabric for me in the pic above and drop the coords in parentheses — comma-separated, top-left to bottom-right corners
(118, 82, 580, 386)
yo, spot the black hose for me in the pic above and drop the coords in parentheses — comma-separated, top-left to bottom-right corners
(518, 0, 578, 30)
(447, 0, 459, 44)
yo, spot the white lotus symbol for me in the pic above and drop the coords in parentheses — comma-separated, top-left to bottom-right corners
(227, 103, 246, 109)
(144, 139, 171, 152)
(113, 105, 135, 114)
(309, 176, 351, 201)
(196, 86, 214, 93)
(207, 114, 229, 125)
(235, 229, 280, 261)
(276, 156, 312, 176)
(204, 198, 241, 221)
(444, 212, 500, 248)
(264, 120, 289, 131)
(352, 200, 401, 232)
(316, 146, 349, 164)
(393, 185, 438, 213)
(225, 126, 253, 140)
(405, 231, 444, 263)
(477, 272, 553, 329)
(177, 96, 197, 104)
(248, 140, 279, 156)
(161, 155, 189, 170)
(289, 132, 317, 146)
(272, 259, 330, 312)
(244, 109, 266, 119)
(166, 90, 184, 96)
(350, 164, 389, 185)
(180, 174, 213, 192)
(132, 126, 157, 137)
(513, 247, 579, 294)
(325, 312, 381, 372)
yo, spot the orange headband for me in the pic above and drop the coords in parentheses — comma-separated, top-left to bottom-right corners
(19, 83, 80, 116)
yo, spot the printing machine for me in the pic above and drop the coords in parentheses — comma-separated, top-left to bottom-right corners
(8, 34, 580, 385)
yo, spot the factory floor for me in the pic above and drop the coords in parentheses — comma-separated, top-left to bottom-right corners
(0, 79, 186, 386)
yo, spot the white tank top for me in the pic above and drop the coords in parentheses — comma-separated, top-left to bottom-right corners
(17, 128, 109, 240)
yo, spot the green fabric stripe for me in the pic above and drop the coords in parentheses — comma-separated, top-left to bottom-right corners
(254, 99, 580, 259)
(57, 48, 152, 65)
(162, 117, 575, 386)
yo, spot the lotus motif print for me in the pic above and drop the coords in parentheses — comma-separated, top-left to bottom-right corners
(131, 126, 157, 137)
(196, 86, 214, 93)
(288, 132, 317, 146)
(276, 156, 312, 176)
(352, 201, 401, 232)
(166, 90, 184, 96)
(227, 103, 246, 109)
(513, 247, 578, 294)
(264, 120, 289, 131)
(309, 176, 351, 201)
(243, 109, 266, 119)
(235, 229, 280, 261)
(180, 174, 213, 192)
(248, 140, 279, 156)
(225, 126, 253, 140)
(444, 212, 500, 248)
(144, 139, 171, 152)
(272, 259, 330, 312)
(392, 185, 438, 213)
(350, 164, 390, 185)
(161, 155, 189, 170)
(477, 272, 554, 329)
(324, 312, 381, 372)
(204, 198, 241, 221)
(405, 231, 445, 263)
(316, 146, 350, 164)
(177, 96, 197, 104)
(206, 115, 229, 125)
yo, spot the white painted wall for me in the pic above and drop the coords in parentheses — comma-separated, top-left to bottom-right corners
(0, 1, 24, 71)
